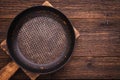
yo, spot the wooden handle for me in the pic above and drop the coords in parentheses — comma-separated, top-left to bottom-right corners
(0, 61, 19, 80)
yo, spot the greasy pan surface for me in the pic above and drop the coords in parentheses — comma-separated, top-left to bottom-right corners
(7, 6, 75, 73)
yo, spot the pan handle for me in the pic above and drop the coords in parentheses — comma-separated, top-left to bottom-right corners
(0, 61, 19, 80)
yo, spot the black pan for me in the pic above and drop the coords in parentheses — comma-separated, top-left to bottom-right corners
(7, 6, 75, 73)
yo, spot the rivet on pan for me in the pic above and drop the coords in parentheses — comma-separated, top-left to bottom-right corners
(40, 67, 44, 70)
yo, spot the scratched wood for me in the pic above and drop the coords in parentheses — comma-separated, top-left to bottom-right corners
(0, 1, 80, 80)
(0, 0, 120, 79)
(0, 18, 119, 57)
(0, 0, 120, 18)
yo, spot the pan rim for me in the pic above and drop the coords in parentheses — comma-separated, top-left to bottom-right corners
(7, 6, 75, 74)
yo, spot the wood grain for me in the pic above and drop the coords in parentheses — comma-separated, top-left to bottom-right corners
(0, 18, 119, 57)
(0, 0, 120, 18)
(0, 0, 120, 79)
(0, 1, 80, 80)
(0, 61, 19, 80)
(9, 57, 120, 79)
(50, 56, 120, 79)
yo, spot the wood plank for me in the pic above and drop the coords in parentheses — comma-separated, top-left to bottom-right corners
(0, 18, 120, 33)
(0, 0, 120, 18)
(72, 18, 120, 56)
(0, 18, 120, 57)
(10, 68, 51, 80)
(0, 61, 19, 80)
(0, 0, 120, 5)
(10, 69, 30, 80)
(5, 57, 119, 79)
(0, 0, 120, 79)
(0, 18, 120, 32)
(49, 56, 120, 79)
(1, 56, 120, 79)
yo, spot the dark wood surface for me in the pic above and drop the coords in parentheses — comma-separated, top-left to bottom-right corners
(0, 0, 120, 79)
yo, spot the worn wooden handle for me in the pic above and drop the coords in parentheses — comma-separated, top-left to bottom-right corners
(0, 40, 19, 80)
(0, 61, 19, 80)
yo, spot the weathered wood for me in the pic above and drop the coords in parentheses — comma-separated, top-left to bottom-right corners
(0, 18, 120, 57)
(0, 9, 120, 19)
(0, 0, 120, 79)
(0, 1, 80, 80)
(49, 57, 120, 79)
(49, 56, 120, 79)
(10, 68, 30, 80)
(0, 57, 119, 79)
(9, 57, 120, 79)
(0, 0, 120, 18)
(0, 61, 19, 80)
(0, 40, 21, 80)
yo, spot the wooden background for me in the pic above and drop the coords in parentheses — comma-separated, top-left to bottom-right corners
(0, 0, 120, 79)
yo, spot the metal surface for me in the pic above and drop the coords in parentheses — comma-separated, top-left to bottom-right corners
(7, 6, 75, 73)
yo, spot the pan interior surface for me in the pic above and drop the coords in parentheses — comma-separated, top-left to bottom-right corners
(7, 6, 75, 73)
(18, 12, 68, 65)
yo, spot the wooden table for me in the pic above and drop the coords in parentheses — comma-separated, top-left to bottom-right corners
(0, 0, 120, 79)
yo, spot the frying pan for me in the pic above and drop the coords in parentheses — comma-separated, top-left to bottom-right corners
(7, 6, 75, 73)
